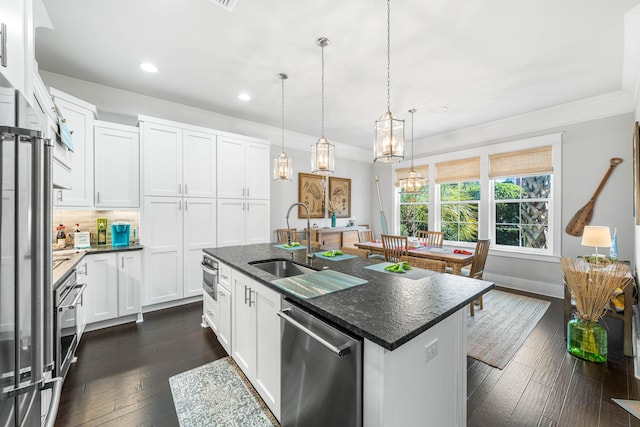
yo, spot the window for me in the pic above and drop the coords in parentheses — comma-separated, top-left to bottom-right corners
(440, 181, 480, 242)
(399, 186, 429, 236)
(490, 146, 553, 252)
(494, 175, 551, 249)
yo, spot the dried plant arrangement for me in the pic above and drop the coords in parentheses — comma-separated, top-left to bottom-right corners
(561, 257, 630, 321)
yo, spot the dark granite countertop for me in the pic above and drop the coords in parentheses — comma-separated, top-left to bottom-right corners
(204, 243, 494, 351)
(52, 244, 144, 289)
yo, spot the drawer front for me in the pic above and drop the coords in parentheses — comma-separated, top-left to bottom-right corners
(219, 262, 232, 289)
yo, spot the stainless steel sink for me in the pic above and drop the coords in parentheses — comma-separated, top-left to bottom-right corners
(249, 258, 319, 278)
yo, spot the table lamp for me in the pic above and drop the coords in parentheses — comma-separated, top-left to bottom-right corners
(581, 225, 612, 262)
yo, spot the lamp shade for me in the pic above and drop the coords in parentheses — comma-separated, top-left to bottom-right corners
(581, 226, 612, 248)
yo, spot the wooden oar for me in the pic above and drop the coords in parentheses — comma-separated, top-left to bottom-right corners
(565, 157, 623, 236)
(375, 176, 388, 234)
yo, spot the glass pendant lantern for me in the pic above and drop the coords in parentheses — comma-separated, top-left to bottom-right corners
(311, 37, 335, 175)
(273, 73, 293, 181)
(373, 0, 404, 163)
(398, 108, 426, 193)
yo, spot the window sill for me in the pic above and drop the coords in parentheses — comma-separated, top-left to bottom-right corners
(488, 246, 560, 263)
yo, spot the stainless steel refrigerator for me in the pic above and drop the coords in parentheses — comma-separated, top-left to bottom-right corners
(0, 73, 61, 426)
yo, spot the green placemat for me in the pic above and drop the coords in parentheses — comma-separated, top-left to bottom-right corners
(314, 252, 358, 261)
(271, 270, 368, 299)
(363, 262, 439, 280)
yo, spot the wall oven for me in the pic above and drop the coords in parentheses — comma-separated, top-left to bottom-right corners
(202, 254, 218, 301)
(54, 270, 86, 378)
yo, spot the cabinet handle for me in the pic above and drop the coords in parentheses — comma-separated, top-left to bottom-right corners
(56, 190, 63, 202)
(185, 200, 188, 210)
(178, 184, 182, 194)
(248, 289, 255, 307)
(244, 285, 249, 304)
(185, 184, 188, 195)
(121, 256, 124, 269)
(218, 291, 224, 298)
(247, 188, 250, 198)
(0, 23, 6, 68)
(242, 188, 246, 197)
(96, 192, 100, 203)
(178, 200, 182, 210)
(246, 202, 249, 211)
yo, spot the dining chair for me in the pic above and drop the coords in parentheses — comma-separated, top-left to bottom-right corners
(416, 230, 444, 247)
(342, 230, 360, 248)
(399, 255, 446, 273)
(341, 246, 370, 259)
(302, 228, 321, 250)
(358, 229, 374, 243)
(381, 234, 409, 262)
(463, 238, 491, 316)
(276, 228, 297, 243)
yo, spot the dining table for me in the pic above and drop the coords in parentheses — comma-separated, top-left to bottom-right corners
(354, 240, 475, 275)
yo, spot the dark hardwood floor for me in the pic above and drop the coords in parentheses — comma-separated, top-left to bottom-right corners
(56, 289, 640, 426)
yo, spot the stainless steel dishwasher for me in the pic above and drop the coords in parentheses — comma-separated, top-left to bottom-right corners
(278, 298, 363, 427)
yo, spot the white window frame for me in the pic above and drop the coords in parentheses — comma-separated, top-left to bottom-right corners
(392, 132, 562, 259)
(398, 185, 430, 236)
(438, 180, 480, 244)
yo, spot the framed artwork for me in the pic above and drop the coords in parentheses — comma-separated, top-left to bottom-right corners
(298, 173, 326, 218)
(634, 121, 640, 224)
(328, 176, 351, 218)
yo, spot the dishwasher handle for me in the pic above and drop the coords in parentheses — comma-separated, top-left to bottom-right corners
(277, 308, 352, 358)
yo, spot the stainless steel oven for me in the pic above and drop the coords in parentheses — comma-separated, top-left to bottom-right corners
(54, 270, 86, 378)
(202, 254, 218, 301)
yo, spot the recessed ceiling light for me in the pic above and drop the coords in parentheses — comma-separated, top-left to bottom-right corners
(238, 93, 251, 101)
(140, 62, 158, 73)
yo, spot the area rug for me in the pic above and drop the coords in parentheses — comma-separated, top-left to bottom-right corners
(466, 289, 550, 369)
(169, 357, 279, 427)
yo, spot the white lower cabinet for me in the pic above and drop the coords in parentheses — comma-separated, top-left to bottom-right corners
(217, 284, 232, 354)
(231, 269, 281, 420)
(85, 251, 142, 325)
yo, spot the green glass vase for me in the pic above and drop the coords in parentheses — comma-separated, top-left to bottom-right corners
(331, 213, 336, 228)
(567, 318, 607, 362)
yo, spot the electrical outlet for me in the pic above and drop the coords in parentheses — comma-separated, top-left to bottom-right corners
(424, 339, 438, 363)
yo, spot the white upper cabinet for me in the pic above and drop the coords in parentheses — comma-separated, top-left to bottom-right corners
(217, 136, 270, 200)
(94, 121, 139, 208)
(50, 88, 97, 208)
(0, 0, 33, 98)
(140, 117, 217, 198)
(183, 130, 216, 198)
(141, 121, 182, 197)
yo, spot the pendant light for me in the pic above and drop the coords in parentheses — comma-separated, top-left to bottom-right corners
(273, 73, 293, 181)
(373, 0, 404, 163)
(311, 37, 335, 175)
(398, 109, 426, 193)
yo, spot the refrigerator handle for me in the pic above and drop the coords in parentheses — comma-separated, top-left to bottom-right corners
(42, 377, 63, 427)
(31, 135, 45, 384)
(277, 308, 352, 357)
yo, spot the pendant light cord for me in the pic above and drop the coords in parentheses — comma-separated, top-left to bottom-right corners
(386, 0, 391, 114)
(321, 42, 326, 138)
(281, 74, 285, 152)
(410, 108, 415, 168)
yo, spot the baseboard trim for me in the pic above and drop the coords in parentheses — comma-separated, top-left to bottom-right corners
(142, 295, 203, 314)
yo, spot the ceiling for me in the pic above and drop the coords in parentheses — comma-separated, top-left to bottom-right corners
(35, 0, 640, 152)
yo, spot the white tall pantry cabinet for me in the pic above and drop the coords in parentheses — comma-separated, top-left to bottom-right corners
(140, 117, 217, 306)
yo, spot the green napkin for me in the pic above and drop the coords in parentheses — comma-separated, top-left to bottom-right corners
(384, 261, 412, 273)
(283, 242, 301, 248)
(321, 250, 343, 257)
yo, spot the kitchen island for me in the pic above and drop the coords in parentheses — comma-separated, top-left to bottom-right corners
(204, 243, 494, 426)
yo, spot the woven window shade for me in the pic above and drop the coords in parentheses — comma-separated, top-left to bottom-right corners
(435, 157, 480, 183)
(489, 146, 552, 178)
(395, 165, 429, 182)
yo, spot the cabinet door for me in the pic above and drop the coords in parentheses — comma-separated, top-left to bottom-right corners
(94, 123, 140, 208)
(85, 253, 118, 324)
(217, 137, 245, 198)
(218, 284, 232, 355)
(231, 270, 256, 378)
(253, 282, 281, 420)
(183, 198, 216, 298)
(0, 0, 28, 95)
(118, 251, 142, 317)
(142, 197, 183, 305)
(53, 95, 95, 207)
(245, 142, 270, 200)
(183, 130, 216, 198)
(245, 200, 270, 245)
(202, 290, 218, 332)
(217, 198, 245, 247)
(141, 122, 182, 197)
